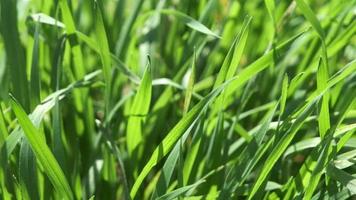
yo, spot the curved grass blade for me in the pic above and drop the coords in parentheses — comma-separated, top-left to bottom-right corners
(284, 137, 320, 157)
(226, 30, 305, 97)
(29, 13, 65, 28)
(1, 70, 101, 163)
(160, 9, 220, 38)
(156, 180, 205, 200)
(326, 164, 356, 195)
(152, 78, 202, 99)
(10, 95, 73, 200)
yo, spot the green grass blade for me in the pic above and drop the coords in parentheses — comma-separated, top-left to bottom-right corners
(127, 62, 152, 156)
(19, 139, 39, 200)
(130, 83, 226, 198)
(248, 98, 317, 199)
(303, 134, 334, 199)
(0, 70, 100, 192)
(153, 121, 198, 198)
(10, 95, 73, 199)
(316, 58, 330, 138)
(182, 122, 204, 186)
(115, 0, 145, 58)
(264, 0, 276, 27)
(58, 0, 85, 79)
(226, 30, 305, 97)
(283, 137, 320, 157)
(295, 0, 325, 39)
(183, 49, 196, 115)
(229, 103, 278, 191)
(0, 107, 8, 145)
(30, 19, 41, 110)
(0, 44, 8, 100)
(280, 74, 289, 117)
(306, 60, 356, 104)
(156, 180, 205, 200)
(213, 16, 252, 89)
(0, 0, 30, 111)
(94, 2, 113, 115)
(0, 107, 12, 199)
(160, 9, 220, 38)
(75, 30, 140, 83)
(326, 164, 356, 194)
(29, 13, 65, 28)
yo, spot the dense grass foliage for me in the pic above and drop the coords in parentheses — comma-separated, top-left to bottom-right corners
(0, 0, 355, 199)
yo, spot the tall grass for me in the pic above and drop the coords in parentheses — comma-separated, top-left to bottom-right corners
(0, 0, 355, 199)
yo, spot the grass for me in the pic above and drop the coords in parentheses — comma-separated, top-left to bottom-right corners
(0, 0, 355, 199)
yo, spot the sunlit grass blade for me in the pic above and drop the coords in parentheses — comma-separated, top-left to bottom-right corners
(152, 120, 199, 198)
(213, 16, 252, 89)
(303, 134, 334, 199)
(58, 0, 85, 79)
(29, 13, 65, 28)
(10, 95, 73, 199)
(1, 70, 101, 164)
(226, 30, 305, 97)
(283, 137, 320, 157)
(160, 9, 221, 38)
(127, 62, 152, 156)
(156, 180, 205, 200)
(130, 82, 227, 198)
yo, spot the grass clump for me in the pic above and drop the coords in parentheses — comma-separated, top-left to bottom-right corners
(0, 0, 355, 199)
